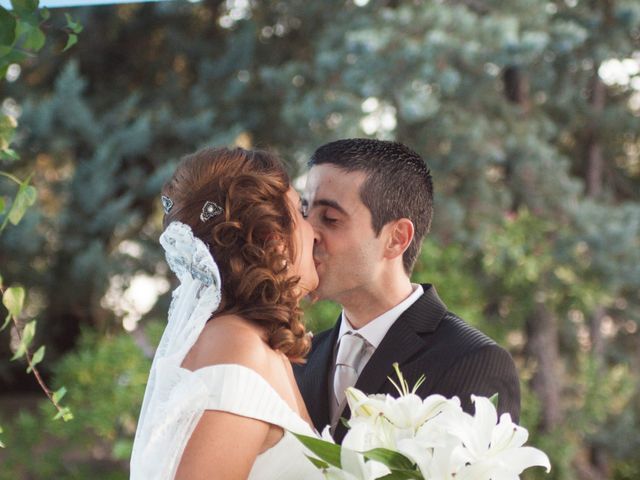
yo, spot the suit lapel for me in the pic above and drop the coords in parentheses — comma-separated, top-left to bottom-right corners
(303, 321, 340, 432)
(333, 284, 447, 442)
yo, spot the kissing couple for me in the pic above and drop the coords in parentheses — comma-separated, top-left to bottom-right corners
(130, 138, 520, 479)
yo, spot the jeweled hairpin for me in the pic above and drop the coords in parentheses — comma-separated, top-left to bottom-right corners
(200, 200, 224, 222)
(161, 195, 174, 214)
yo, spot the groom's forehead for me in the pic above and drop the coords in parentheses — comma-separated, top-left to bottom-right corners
(305, 165, 366, 196)
(304, 169, 370, 219)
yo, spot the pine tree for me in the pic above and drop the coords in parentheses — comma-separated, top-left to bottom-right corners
(1, 0, 639, 476)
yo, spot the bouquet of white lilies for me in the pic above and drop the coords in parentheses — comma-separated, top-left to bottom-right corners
(295, 364, 551, 480)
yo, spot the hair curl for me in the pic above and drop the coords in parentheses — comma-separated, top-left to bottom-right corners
(162, 146, 310, 362)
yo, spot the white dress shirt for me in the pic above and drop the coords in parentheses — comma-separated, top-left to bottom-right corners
(329, 284, 424, 425)
(337, 283, 424, 351)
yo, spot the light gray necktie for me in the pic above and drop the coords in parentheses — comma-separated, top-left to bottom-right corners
(332, 332, 368, 421)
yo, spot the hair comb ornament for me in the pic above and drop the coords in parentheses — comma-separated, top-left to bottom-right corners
(161, 195, 174, 214)
(200, 200, 224, 222)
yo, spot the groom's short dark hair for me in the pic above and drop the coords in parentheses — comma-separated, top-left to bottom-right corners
(309, 138, 433, 274)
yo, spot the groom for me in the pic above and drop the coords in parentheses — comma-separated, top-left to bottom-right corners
(294, 138, 520, 443)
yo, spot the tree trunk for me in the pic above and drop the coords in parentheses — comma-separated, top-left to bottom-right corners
(525, 299, 562, 431)
(583, 69, 610, 478)
(586, 74, 606, 198)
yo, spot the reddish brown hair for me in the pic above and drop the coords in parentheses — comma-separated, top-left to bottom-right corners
(162, 146, 310, 362)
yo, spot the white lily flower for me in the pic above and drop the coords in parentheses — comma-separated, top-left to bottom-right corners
(377, 393, 426, 429)
(337, 422, 391, 480)
(449, 395, 551, 478)
(322, 467, 360, 480)
(297, 375, 551, 480)
(397, 408, 464, 479)
(346, 388, 387, 419)
(321, 425, 336, 443)
(401, 435, 467, 480)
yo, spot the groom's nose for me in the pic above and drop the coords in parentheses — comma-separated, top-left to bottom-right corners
(313, 227, 321, 247)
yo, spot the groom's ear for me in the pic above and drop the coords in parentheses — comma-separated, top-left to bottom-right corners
(383, 218, 414, 260)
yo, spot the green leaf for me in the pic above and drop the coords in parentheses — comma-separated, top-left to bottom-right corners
(0, 113, 17, 150)
(63, 33, 77, 52)
(19, 23, 45, 52)
(362, 448, 416, 471)
(8, 182, 37, 225)
(0, 150, 16, 162)
(378, 470, 425, 480)
(0, 197, 4, 214)
(26, 344, 45, 373)
(39, 7, 49, 20)
(64, 13, 83, 34)
(1, 312, 9, 331)
(52, 386, 67, 404)
(2, 285, 25, 318)
(0, 148, 19, 161)
(11, 319, 35, 360)
(489, 392, 499, 409)
(291, 432, 342, 468)
(0, 45, 26, 63)
(305, 455, 330, 470)
(53, 406, 74, 421)
(10, 0, 39, 17)
(112, 439, 133, 460)
(0, 7, 17, 47)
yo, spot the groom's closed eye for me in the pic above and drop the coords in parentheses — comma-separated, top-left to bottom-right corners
(320, 210, 338, 224)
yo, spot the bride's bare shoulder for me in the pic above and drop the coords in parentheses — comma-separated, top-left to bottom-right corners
(181, 315, 271, 372)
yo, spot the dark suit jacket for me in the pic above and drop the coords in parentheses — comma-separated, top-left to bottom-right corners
(294, 284, 520, 443)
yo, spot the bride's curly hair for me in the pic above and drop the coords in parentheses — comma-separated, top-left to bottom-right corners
(161, 146, 310, 362)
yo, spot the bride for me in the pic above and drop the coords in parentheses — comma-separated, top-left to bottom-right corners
(130, 146, 323, 479)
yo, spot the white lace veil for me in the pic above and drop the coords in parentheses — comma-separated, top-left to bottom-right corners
(130, 221, 222, 479)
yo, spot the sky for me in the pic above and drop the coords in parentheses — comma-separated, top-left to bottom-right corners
(0, 0, 166, 8)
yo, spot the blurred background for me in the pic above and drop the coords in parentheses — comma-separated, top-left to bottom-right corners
(0, 0, 639, 478)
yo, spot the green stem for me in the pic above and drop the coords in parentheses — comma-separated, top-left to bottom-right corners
(0, 284, 67, 419)
(0, 171, 22, 184)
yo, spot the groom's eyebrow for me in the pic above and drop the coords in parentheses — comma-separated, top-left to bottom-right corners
(313, 199, 348, 216)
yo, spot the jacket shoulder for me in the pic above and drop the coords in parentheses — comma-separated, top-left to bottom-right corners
(439, 311, 497, 349)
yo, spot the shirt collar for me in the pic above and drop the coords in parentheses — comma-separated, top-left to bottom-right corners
(338, 284, 424, 349)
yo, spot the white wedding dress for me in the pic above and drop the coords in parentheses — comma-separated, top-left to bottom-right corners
(130, 222, 323, 480)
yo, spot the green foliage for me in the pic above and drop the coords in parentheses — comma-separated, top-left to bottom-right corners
(483, 209, 555, 292)
(517, 382, 575, 480)
(0, 171, 37, 234)
(62, 13, 82, 51)
(50, 328, 150, 445)
(303, 297, 341, 334)
(0, 0, 638, 477)
(413, 239, 486, 328)
(0, 0, 81, 79)
(0, 327, 150, 477)
(10, 318, 34, 360)
(0, 0, 83, 449)
(362, 448, 416, 473)
(293, 432, 342, 469)
(1, 284, 24, 322)
(27, 344, 44, 373)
